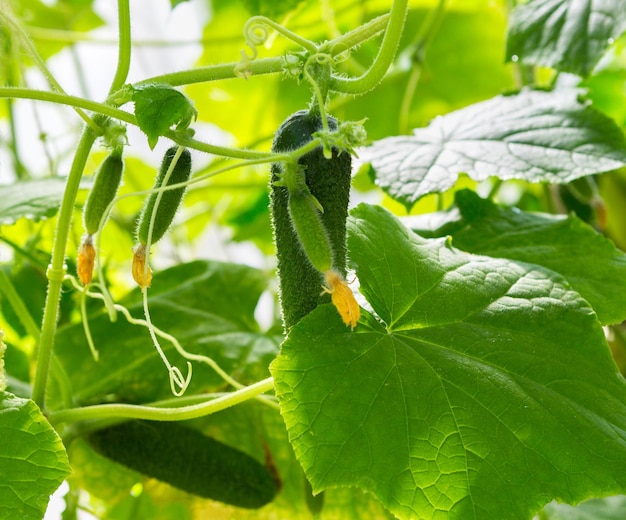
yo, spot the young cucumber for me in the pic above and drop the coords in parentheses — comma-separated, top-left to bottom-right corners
(287, 187, 333, 273)
(83, 151, 124, 236)
(87, 420, 278, 509)
(137, 146, 192, 246)
(270, 109, 352, 330)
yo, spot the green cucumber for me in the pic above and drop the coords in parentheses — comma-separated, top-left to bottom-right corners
(287, 185, 334, 274)
(87, 420, 278, 509)
(270, 109, 352, 330)
(83, 151, 124, 235)
(137, 147, 191, 246)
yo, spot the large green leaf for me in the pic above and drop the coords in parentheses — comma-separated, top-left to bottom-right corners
(506, 0, 626, 77)
(54, 260, 279, 405)
(408, 189, 626, 325)
(362, 88, 626, 208)
(271, 203, 626, 520)
(0, 391, 70, 520)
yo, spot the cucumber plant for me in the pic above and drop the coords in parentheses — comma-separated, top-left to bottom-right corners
(3, 1, 626, 520)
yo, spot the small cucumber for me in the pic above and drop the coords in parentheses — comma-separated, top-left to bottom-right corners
(137, 147, 191, 246)
(87, 420, 278, 509)
(83, 151, 124, 235)
(270, 110, 352, 330)
(288, 187, 333, 273)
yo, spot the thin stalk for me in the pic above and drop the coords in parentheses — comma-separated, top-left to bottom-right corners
(6, 99, 28, 179)
(0, 270, 41, 340)
(0, 88, 276, 160)
(31, 126, 99, 408)
(108, 0, 132, 94)
(136, 15, 389, 88)
(398, 0, 447, 133)
(49, 377, 275, 425)
(329, 0, 408, 94)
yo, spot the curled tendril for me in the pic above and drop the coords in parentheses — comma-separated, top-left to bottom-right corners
(245, 18, 272, 47)
(235, 15, 318, 78)
(169, 362, 193, 397)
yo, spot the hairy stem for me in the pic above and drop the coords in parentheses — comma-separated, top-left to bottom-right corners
(32, 126, 99, 408)
(49, 377, 275, 425)
(329, 0, 408, 94)
(108, 0, 132, 94)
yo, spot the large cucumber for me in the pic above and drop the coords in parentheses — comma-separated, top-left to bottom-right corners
(270, 110, 352, 330)
(87, 420, 278, 509)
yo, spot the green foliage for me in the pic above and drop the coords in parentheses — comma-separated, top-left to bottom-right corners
(272, 203, 626, 519)
(54, 260, 277, 405)
(0, 392, 71, 520)
(363, 87, 626, 208)
(131, 85, 197, 149)
(410, 189, 626, 325)
(4, 0, 626, 518)
(506, 0, 626, 76)
(0, 178, 91, 225)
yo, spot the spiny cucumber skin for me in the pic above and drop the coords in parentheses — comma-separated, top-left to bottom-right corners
(270, 110, 352, 330)
(87, 420, 278, 509)
(83, 153, 124, 235)
(137, 147, 192, 246)
(288, 189, 333, 273)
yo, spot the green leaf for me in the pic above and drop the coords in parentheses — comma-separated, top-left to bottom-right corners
(337, 4, 515, 140)
(271, 203, 626, 520)
(542, 495, 626, 519)
(410, 189, 626, 325)
(131, 84, 197, 149)
(0, 391, 70, 520)
(54, 260, 279, 404)
(0, 178, 90, 225)
(362, 88, 626, 208)
(506, 0, 626, 77)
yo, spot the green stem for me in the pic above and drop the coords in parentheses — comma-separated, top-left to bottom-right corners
(136, 15, 390, 88)
(0, 270, 41, 340)
(32, 126, 99, 409)
(49, 377, 275, 425)
(135, 58, 286, 87)
(6, 99, 28, 179)
(323, 14, 389, 54)
(398, 66, 421, 134)
(108, 0, 132, 94)
(0, 88, 275, 160)
(329, 0, 408, 94)
(0, 87, 137, 123)
(398, 0, 447, 134)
